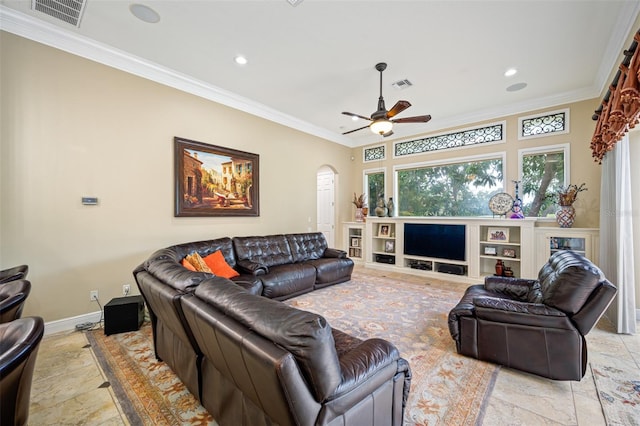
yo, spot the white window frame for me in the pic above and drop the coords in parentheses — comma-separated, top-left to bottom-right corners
(363, 167, 386, 210)
(518, 143, 570, 220)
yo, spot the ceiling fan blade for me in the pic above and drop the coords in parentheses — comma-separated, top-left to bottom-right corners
(342, 125, 371, 135)
(392, 114, 432, 124)
(342, 112, 373, 121)
(387, 100, 411, 118)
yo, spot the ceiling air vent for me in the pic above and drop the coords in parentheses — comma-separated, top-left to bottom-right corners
(392, 79, 413, 90)
(32, 0, 87, 27)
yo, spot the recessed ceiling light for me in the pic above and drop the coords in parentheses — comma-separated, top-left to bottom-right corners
(130, 4, 160, 23)
(506, 82, 527, 92)
(352, 116, 359, 121)
(504, 68, 518, 77)
(234, 56, 248, 65)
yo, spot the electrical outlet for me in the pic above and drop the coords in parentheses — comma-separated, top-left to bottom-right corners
(123, 284, 130, 296)
(90, 290, 98, 301)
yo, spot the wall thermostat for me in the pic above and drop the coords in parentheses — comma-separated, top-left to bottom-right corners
(81, 197, 98, 205)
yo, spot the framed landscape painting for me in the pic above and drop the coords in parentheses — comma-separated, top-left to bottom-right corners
(174, 137, 259, 217)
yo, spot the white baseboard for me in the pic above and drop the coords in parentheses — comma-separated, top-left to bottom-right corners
(44, 310, 102, 336)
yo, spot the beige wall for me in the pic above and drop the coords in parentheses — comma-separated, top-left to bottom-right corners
(0, 32, 353, 321)
(349, 99, 602, 229)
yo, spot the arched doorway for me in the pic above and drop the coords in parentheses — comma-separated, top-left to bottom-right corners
(317, 166, 337, 247)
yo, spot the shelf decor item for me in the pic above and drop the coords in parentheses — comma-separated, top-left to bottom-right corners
(378, 224, 391, 237)
(487, 227, 509, 242)
(555, 183, 587, 228)
(385, 240, 395, 253)
(375, 196, 388, 217)
(484, 246, 497, 256)
(502, 248, 517, 258)
(488, 192, 514, 217)
(352, 193, 366, 222)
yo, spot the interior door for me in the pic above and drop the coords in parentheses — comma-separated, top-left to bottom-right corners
(317, 168, 336, 246)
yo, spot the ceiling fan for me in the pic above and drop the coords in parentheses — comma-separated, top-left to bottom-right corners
(342, 62, 432, 137)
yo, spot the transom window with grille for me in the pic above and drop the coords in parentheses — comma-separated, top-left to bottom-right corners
(518, 144, 569, 217)
(395, 155, 505, 217)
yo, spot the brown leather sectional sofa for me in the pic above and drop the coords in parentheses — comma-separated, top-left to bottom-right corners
(133, 232, 411, 425)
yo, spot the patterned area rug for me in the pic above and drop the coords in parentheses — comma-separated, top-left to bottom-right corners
(288, 269, 498, 425)
(88, 268, 498, 425)
(592, 360, 640, 426)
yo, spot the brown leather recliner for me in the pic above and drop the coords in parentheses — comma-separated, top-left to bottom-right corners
(448, 250, 617, 380)
(0, 280, 31, 324)
(0, 316, 45, 426)
(0, 265, 28, 284)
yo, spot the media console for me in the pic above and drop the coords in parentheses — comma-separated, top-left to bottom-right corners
(362, 217, 537, 282)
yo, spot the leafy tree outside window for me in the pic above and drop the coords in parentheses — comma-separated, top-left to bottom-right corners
(519, 145, 568, 217)
(397, 156, 504, 216)
(365, 170, 385, 215)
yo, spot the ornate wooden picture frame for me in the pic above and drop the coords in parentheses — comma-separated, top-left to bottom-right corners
(174, 137, 259, 217)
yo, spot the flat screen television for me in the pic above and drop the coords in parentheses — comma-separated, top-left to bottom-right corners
(404, 223, 466, 261)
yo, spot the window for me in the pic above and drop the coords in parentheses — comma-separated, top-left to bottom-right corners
(518, 144, 569, 217)
(396, 154, 504, 216)
(364, 169, 385, 215)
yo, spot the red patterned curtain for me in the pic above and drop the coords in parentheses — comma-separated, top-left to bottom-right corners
(591, 31, 640, 163)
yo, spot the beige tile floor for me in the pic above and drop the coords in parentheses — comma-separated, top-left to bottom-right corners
(28, 315, 639, 425)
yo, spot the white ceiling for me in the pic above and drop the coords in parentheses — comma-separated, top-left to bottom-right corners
(2, 0, 639, 147)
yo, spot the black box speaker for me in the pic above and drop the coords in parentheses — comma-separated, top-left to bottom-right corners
(437, 264, 466, 276)
(104, 295, 145, 336)
(375, 254, 396, 264)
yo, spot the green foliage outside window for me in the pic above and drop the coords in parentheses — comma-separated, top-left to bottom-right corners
(366, 172, 384, 214)
(521, 151, 564, 217)
(397, 158, 503, 216)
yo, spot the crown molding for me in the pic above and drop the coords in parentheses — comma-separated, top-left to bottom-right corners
(0, 6, 354, 147)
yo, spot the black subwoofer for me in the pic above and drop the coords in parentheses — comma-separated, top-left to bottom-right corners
(104, 295, 145, 335)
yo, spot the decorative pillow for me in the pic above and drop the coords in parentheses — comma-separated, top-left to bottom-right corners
(181, 258, 197, 271)
(203, 250, 240, 279)
(184, 252, 212, 273)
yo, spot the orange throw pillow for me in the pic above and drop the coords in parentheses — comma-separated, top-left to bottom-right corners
(184, 252, 212, 273)
(181, 258, 197, 271)
(203, 250, 240, 279)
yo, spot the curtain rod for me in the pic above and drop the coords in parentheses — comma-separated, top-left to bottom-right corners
(592, 29, 640, 120)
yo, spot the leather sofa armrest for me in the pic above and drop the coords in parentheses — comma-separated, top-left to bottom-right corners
(484, 276, 539, 301)
(324, 248, 347, 259)
(330, 338, 402, 399)
(235, 259, 268, 276)
(473, 296, 574, 330)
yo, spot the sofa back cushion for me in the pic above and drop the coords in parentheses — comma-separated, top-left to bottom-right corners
(286, 233, 328, 263)
(174, 238, 237, 269)
(143, 248, 212, 292)
(194, 279, 342, 402)
(233, 235, 294, 267)
(538, 250, 605, 315)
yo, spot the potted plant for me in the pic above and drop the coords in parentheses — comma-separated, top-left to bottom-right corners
(555, 183, 587, 228)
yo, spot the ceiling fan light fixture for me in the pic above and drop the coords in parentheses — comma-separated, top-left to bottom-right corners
(370, 119, 393, 135)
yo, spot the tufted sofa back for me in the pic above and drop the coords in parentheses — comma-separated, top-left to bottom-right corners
(233, 235, 294, 267)
(286, 232, 328, 263)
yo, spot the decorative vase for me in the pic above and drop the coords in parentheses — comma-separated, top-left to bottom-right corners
(355, 208, 364, 222)
(375, 197, 387, 217)
(556, 204, 576, 228)
(387, 197, 394, 217)
(495, 259, 503, 276)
